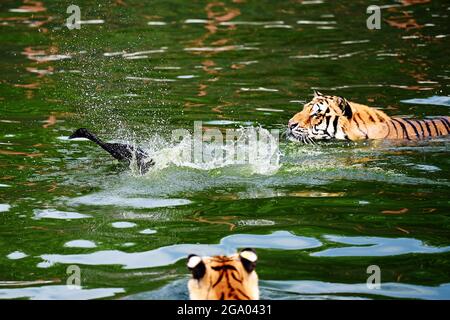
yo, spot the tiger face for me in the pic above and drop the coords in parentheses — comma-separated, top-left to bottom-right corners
(187, 248, 259, 300)
(287, 91, 353, 143)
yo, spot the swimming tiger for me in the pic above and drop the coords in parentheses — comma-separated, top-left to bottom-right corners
(187, 248, 259, 300)
(287, 91, 450, 143)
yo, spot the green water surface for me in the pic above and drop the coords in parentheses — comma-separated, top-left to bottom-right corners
(0, 0, 449, 300)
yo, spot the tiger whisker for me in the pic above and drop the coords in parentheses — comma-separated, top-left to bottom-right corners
(307, 136, 316, 145)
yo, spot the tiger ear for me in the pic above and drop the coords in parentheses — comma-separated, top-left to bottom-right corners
(239, 248, 257, 273)
(338, 96, 353, 118)
(187, 255, 206, 280)
(314, 90, 323, 98)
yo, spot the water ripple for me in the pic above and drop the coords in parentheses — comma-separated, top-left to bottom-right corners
(68, 194, 191, 209)
(262, 281, 450, 300)
(401, 96, 450, 106)
(0, 285, 124, 300)
(312, 235, 450, 257)
(125, 279, 450, 300)
(33, 209, 91, 220)
(38, 231, 321, 269)
(6, 251, 28, 260)
(64, 240, 97, 248)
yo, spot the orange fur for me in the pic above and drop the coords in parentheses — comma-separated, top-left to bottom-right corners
(288, 92, 450, 142)
(187, 250, 259, 300)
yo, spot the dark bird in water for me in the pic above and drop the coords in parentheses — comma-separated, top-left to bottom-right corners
(68, 128, 154, 174)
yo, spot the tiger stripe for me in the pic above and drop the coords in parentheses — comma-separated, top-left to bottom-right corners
(288, 93, 450, 143)
(392, 118, 410, 140)
(353, 114, 369, 139)
(424, 120, 433, 137)
(430, 120, 441, 136)
(416, 120, 427, 137)
(187, 251, 259, 300)
(211, 264, 251, 300)
(402, 118, 421, 138)
(383, 120, 392, 139)
(390, 118, 450, 139)
(390, 119, 400, 139)
(440, 118, 450, 132)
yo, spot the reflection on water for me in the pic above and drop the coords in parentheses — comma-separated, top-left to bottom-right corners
(0, 285, 124, 300)
(38, 231, 321, 269)
(64, 240, 97, 248)
(0, 204, 11, 212)
(33, 209, 92, 220)
(69, 193, 192, 209)
(6, 251, 28, 260)
(261, 281, 450, 300)
(313, 235, 450, 257)
(124, 279, 189, 300)
(125, 278, 450, 300)
(111, 221, 137, 229)
(36, 231, 450, 270)
(401, 96, 450, 106)
(139, 228, 157, 235)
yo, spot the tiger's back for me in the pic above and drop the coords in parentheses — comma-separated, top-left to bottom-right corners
(344, 102, 450, 140)
(384, 116, 450, 140)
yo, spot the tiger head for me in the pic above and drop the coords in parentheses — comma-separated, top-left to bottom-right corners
(287, 91, 353, 143)
(186, 248, 259, 300)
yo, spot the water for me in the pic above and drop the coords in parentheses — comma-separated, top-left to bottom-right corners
(0, 0, 449, 300)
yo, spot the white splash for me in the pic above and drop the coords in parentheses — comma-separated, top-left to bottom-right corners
(137, 127, 280, 176)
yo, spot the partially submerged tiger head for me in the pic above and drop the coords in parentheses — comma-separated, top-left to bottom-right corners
(287, 91, 354, 143)
(187, 248, 259, 300)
